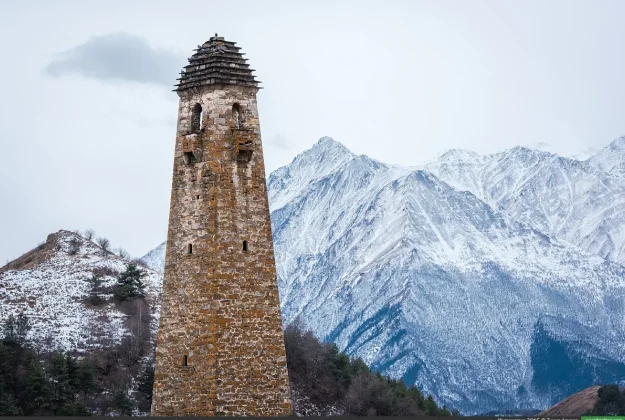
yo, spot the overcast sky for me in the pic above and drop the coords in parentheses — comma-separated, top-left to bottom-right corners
(1, 0, 625, 263)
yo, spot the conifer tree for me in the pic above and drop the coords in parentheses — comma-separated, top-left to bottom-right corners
(2, 314, 16, 340)
(56, 401, 91, 416)
(76, 360, 95, 397)
(2, 312, 30, 344)
(113, 263, 147, 301)
(0, 392, 21, 415)
(65, 354, 79, 392)
(87, 273, 105, 305)
(423, 395, 439, 415)
(136, 364, 155, 412)
(111, 388, 134, 416)
(49, 353, 73, 411)
(15, 312, 30, 344)
(24, 361, 51, 415)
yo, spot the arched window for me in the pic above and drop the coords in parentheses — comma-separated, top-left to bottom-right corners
(191, 103, 203, 133)
(232, 103, 242, 129)
(187, 244, 193, 255)
(242, 240, 249, 252)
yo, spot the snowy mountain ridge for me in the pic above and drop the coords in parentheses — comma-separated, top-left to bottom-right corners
(424, 136, 625, 265)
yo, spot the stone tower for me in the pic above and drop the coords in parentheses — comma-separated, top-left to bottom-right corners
(151, 35, 292, 416)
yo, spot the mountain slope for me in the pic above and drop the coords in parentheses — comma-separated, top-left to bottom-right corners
(537, 386, 601, 417)
(425, 139, 625, 265)
(140, 241, 165, 273)
(588, 136, 625, 173)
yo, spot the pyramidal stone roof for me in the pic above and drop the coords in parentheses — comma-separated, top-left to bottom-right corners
(174, 34, 260, 92)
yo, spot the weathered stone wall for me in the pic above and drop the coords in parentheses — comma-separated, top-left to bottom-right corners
(151, 84, 292, 416)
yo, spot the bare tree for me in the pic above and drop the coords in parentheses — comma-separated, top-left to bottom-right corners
(97, 237, 111, 252)
(116, 248, 130, 260)
(85, 229, 96, 240)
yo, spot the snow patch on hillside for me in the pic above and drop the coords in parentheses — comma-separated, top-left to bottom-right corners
(0, 230, 162, 353)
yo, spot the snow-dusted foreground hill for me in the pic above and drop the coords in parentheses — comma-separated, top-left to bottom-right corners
(144, 136, 625, 415)
(0, 230, 162, 352)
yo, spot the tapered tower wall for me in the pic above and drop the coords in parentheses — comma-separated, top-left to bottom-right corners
(151, 36, 292, 417)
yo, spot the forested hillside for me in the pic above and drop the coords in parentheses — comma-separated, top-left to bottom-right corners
(0, 313, 453, 416)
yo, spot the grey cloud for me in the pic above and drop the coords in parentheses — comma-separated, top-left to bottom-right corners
(45, 33, 186, 86)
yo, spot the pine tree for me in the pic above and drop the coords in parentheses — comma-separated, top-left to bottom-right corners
(65, 354, 79, 393)
(136, 364, 155, 412)
(15, 312, 30, 344)
(48, 353, 72, 412)
(76, 360, 95, 397)
(56, 401, 91, 416)
(2, 315, 16, 341)
(2, 312, 31, 344)
(0, 391, 22, 415)
(111, 388, 134, 416)
(24, 361, 51, 415)
(423, 395, 438, 416)
(137, 364, 154, 401)
(87, 273, 105, 305)
(113, 263, 147, 302)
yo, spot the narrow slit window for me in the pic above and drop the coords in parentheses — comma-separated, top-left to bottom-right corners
(232, 103, 242, 129)
(187, 244, 193, 254)
(183, 355, 188, 366)
(242, 240, 249, 252)
(191, 103, 203, 133)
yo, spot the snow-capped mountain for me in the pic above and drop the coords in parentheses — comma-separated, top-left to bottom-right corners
(0, 230, 162, 352)
(425, 139, 625, 265)
(268, 138, 625, 414)
(140, 241, 165, 273)
(142, 136, 625, 414)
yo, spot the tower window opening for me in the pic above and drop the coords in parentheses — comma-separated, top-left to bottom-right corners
(237, 149, 253, 163)
(183, 151, 196, 165)
(242, 240, 249, 252)
(232, 103, 242, 129)
(187, 244, 193, 254)
(191, 103, 203, 133)
(183, 355, 188, 366)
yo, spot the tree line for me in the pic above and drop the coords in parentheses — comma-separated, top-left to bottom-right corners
(284, 323, 458, 416)
(586, 385, 625, 415)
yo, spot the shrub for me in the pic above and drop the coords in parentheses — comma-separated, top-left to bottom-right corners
(96, 237, 110, 252)
(68, 239, 81, 255)
(116, 248, 130, 260)
(131, 258, 149, 269)
(92, 266, 118, 278)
